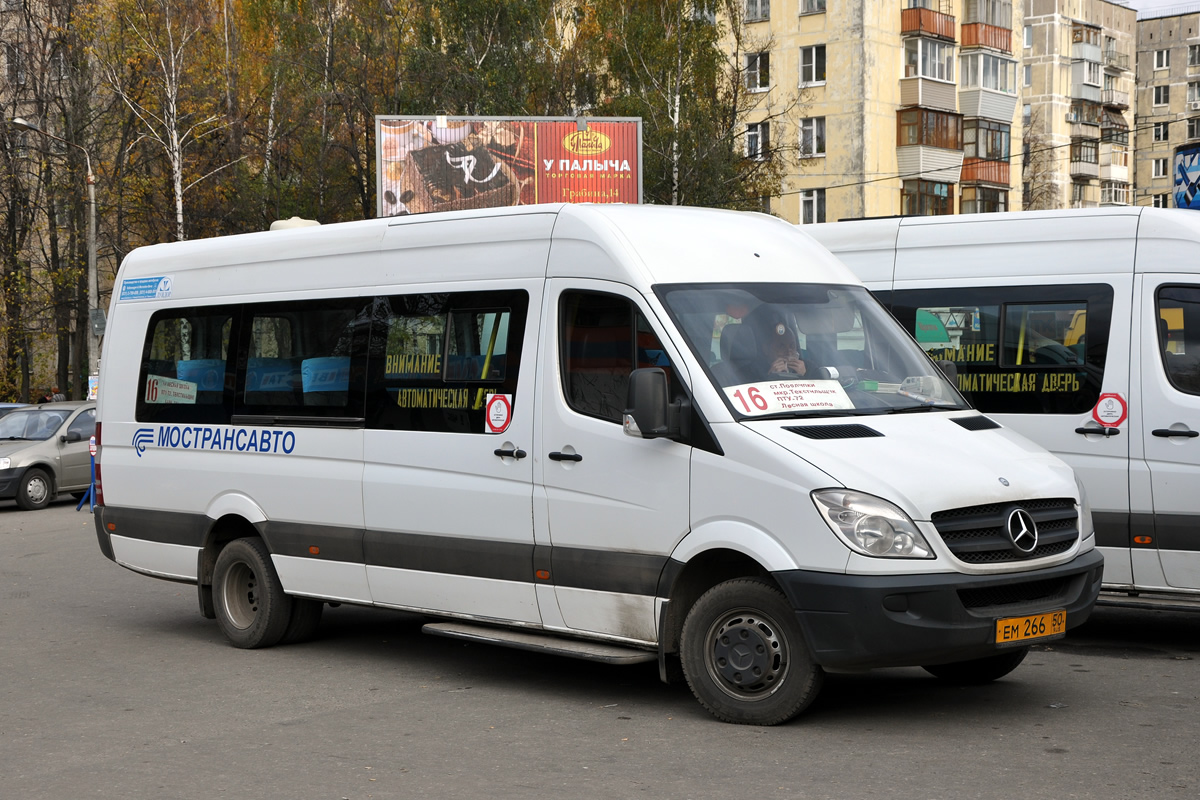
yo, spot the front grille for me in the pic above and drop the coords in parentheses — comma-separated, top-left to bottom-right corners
(958, 577, 1073, 610)
(931, 497, 1078, 565)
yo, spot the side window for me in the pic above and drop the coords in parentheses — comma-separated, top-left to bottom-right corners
(236, 298, 370, 417)
(560, 291, 677, 423)
(137, 306, 237, 424)
(1157, 285, 1200, 395)
(366, 290, 528, 433)
(884, 284, 1112, 414)
(68, 408, 96, 439)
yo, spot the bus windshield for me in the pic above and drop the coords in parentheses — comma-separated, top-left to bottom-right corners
(656, 283, 967, 419)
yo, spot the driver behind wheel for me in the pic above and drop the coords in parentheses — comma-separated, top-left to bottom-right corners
(764, 323, 806, 378)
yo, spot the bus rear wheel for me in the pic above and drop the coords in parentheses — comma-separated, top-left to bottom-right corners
(213, 537, 293, 649)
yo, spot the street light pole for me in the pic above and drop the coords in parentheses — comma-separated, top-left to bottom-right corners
(9, 117, 99, 394)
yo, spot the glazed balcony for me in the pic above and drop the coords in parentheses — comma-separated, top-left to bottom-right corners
(1102, 89, 1130, 109)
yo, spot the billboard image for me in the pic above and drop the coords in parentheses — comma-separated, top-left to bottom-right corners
(375, 116, 642, 217)
(1174, 145, 1200, 210)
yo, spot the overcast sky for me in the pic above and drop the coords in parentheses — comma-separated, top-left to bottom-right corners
(1123, 0, 1200, 18)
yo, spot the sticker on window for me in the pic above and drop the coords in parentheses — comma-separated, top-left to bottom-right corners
(145, 375, 199, 405)
(485, 393, 513, 433)
(725, 380, 853, 416)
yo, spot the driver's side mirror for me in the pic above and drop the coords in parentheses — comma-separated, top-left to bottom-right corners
(61, 431, 82, 444)
(623, 368, 690, 441)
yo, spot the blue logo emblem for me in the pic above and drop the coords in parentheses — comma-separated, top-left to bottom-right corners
(132, 428, 154, 457)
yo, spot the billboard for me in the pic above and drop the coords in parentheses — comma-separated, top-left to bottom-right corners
(1174, 144, 1200, 210)
(375, 116, 642, 217)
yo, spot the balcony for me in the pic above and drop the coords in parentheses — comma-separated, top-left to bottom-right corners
(1072, 82, 1101, 103)
(1104, 50, 1130, 71)
(1100, 162, 1129, 183)
(1070, 159, 1100, 180)
(1072, 42, 1101, 63)
(1100, 184, 1130, 206)
(901, 7, 956, 42)
(960, 158, 1010, 186)
(1102, 89, 1130, 109)
(900, 78, 958, 113)
(897, 145, 964, 183)
(961, 22, 1011, 54)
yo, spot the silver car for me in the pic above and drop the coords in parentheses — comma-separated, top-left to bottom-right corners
(0, 402, 97, 510)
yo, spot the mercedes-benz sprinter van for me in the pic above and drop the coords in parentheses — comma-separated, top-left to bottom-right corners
(93, 204, 1102, 724)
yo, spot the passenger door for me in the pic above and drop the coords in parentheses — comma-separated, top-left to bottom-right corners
(1138, 278, 1200, 590)
(535, 281, 691, 643)
(58, 407, 96, 489)
(883, 279, 1136, 584)
(362, 285, 543, 623)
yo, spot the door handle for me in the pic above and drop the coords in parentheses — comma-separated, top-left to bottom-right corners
(1074, 426, 1121, 437)
(493, 448, 528, 459)
(1151, 429, 1199, 438)
(548, 451, 583, 462)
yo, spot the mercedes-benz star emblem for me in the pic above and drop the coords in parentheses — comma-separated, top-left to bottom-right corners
(1006, 508, 1039, 554)
(998, 477, 1010, 487)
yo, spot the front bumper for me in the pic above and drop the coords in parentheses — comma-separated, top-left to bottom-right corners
(774, 549, 1104, 670)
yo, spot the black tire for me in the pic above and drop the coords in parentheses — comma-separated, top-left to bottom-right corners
(212, 537, 293, 649)
(279, 598, 324, 645)
(680, 578, 823, 725)
(923, 647, 1029, 685)
(16, 468, 53, 510)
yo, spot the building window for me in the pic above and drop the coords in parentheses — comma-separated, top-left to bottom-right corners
(1024, 25, 1032, 49)
(1154, 121, 1170, 142)
(799, 117, 826, 158)
(744, 51, 770, 91)
(964, 0, 1012, 28)
(1153, 193, 1171, 208)
(1023, 65, 1032, 87)
(1189, 118, 1200, 140)
(904, 37, 955, 82)
(1153, 158, 1168, 178)
(1070, 139, 1098, 165)
(902, 179, 954, 216)
(961, 186, 1008, 214)
(1101, 181, 1129, 205)
(1083, 61, 1101, 87)
(897, 108, 963, 150)
(1154, 85, 1170, 106)
(964, 119, 1010, 161)
(960, 52, 1016, 93)
(1189, 82, 1200, 105)
(5, 43, 24, 85)
(1191, 44, 1200, 67)
(1072, 24, 1099, 47)
(1023, 104, 1031, 125)
(1155, 49, 1170, 70)
(745, 0, 769, 21)
(745, 122, 769, 160)
(800, 0, 826, 14)
(799, 189, 826, 224)
(799, 45, 826, 86)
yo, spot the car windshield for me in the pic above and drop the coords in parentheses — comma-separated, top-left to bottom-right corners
(0, 407, 70, 441)
(657, 283, 968, 419)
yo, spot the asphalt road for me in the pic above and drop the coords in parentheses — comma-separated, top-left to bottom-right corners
(2, 499, 1197, 799)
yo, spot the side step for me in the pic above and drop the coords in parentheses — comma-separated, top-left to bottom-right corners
(1096, 591, 1200, 613)
(422, 622, 657, 665)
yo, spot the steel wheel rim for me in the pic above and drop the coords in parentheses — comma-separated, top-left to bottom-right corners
(221, 561, 259, 630)
(703, 606, 790, 702)
(26, 475, 49, 506)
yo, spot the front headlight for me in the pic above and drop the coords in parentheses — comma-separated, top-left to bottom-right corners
(0, 457, 10, 470)
(812, 489, 934, 559)
(1075, 476, 1094, 540)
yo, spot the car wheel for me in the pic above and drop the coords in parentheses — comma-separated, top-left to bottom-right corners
(923, 647, 1029, 685)
(278, 598, 324, 645)
(680, 578, 823, 725)
(212, 537, 293, 649)
(16, 468, 53, 510)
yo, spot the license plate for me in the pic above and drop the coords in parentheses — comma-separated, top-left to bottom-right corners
(995, 609, 1066, 645)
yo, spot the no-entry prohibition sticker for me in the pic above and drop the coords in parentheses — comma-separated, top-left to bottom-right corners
(1092, 392, 1128, 427)
(485, 393, 512, 434)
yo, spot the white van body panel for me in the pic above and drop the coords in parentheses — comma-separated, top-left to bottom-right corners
(110, 535, 199, 581)
(808, 207, 1200, 604)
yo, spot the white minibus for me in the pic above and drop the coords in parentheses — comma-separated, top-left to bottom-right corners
(93, 203, 1102, 724)
(807, 207, 1200, 613)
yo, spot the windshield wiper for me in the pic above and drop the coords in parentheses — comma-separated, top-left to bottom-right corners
(880, 404, 958, 414)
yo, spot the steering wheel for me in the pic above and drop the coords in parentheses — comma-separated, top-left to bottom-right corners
(767, 370, 805, 381)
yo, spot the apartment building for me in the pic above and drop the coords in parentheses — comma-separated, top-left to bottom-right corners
(1023, 0, 1136, 210)
(1135, 9, 1200, 210)
(739, 0, 1136, 223)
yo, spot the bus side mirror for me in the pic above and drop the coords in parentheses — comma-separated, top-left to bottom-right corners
(623, 368, 689, 441)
